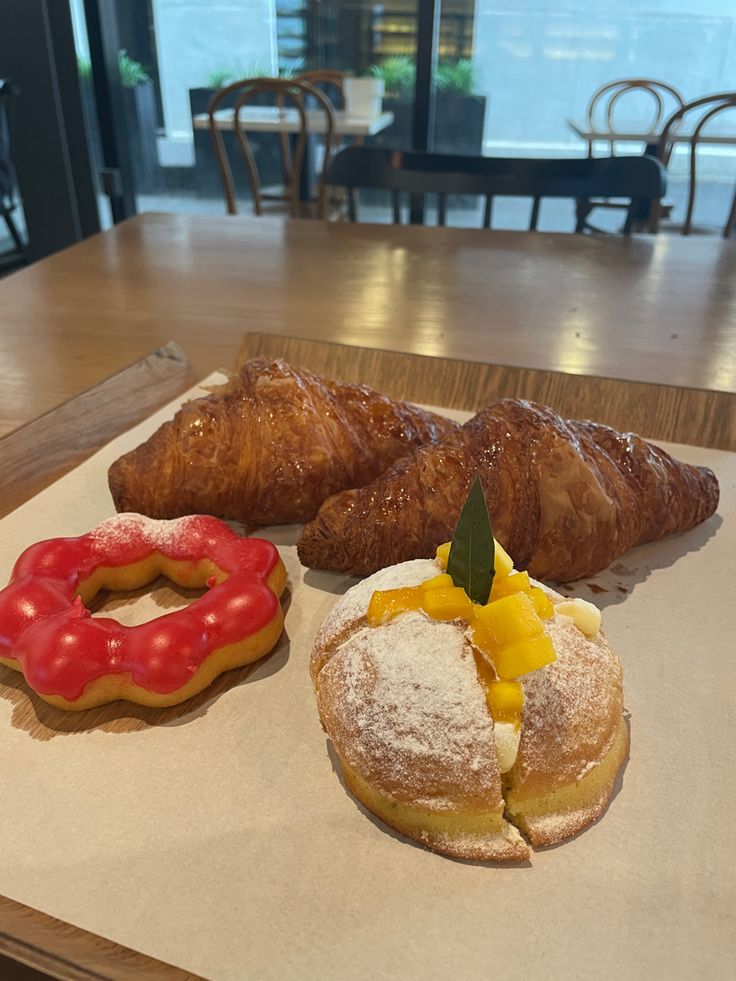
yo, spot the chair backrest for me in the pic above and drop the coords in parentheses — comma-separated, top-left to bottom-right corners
(207, 76, 336, 218)
(654, 92, 736, 235)
(586, 78, 685, 154)
(325, 147, 666, 233)
(294, 70, 345, 110)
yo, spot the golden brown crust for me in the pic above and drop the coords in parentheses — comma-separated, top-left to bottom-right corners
(108, 358, 457, 526)
(298, 399, 719, 581)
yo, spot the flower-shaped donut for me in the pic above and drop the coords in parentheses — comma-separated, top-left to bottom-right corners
(0, 514, 286, 711)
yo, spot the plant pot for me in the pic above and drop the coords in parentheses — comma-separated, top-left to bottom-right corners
(122, 83, 160, 193)
(435, 94, 487, 155)
(369, 93, 487, 156)
(344, 77, 385, 118)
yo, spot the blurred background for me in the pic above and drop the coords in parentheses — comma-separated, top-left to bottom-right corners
(2, 0, 735, 265)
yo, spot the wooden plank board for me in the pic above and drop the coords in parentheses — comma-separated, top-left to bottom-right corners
(0, 343, 195, 519)
(237, 333, 736, 451)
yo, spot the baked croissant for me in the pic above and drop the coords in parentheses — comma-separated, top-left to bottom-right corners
(298, 399, 720, 581)
(108, 358, 457, 526)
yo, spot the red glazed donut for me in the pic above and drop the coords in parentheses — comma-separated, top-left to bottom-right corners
(0, 513, 287, 711)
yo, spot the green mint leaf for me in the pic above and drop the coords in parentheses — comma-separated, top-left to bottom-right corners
(446, 476, 495, 605)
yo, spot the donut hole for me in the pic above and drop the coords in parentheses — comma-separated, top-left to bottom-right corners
(87, 577, 206, 626)
(80, 556, 223, 627)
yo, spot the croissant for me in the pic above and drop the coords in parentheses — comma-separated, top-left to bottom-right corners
(108, 358, 457, 526)
(297, 398, 720, 581)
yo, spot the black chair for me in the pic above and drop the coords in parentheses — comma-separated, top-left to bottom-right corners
(325, 146, 666, 233)
(0, 78, 27, 267)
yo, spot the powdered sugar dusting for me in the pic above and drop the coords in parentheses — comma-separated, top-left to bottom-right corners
(90, 513, 204, 553)
(321, 612, 501, 810)
(515, 614, 623, 791)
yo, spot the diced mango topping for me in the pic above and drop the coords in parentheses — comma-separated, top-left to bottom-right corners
(493, 540, 514, 579)
(529, 586, 554, 620)
(491, 634, 556, 680)
(485, 679, 524, 723)
(435, 542, 451, 569)
(366, 587, 422, 626)
(473, 593, 542, 648)
(420, 573, 454, 592)
(490, 570, 530, 599)
(421, 585, 474, 622)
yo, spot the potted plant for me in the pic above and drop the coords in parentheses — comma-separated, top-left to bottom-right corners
(76, 51, 160, 192)
(118, 50, 160, 192)
(367, 56, 486, 156)
(344, 75, 385, 118)
(76, 56, 103, 179)
(434, 59, 487, 155)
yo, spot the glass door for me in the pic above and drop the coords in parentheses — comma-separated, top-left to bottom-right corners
(429, 0, 736, 231)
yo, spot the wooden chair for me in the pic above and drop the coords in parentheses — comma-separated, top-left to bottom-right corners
(325, 146, 665, 233)
(294, 70, 347, 213)
(208, 77, 336, 219)
(294, 70, 345, 109)
(652, 92, 736, 236)
(584, 78, 685, 157)
(579, 79, 684, 231)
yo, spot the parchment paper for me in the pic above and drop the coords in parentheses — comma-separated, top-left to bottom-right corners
(0, 375, 733, 980)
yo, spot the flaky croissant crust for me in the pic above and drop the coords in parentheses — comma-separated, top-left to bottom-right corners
(297, 399, 720, 581)
(108, 358, 457, 526)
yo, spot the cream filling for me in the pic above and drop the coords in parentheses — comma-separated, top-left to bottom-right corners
(494, 721, 521, 773)
(554, 598, 601, 637)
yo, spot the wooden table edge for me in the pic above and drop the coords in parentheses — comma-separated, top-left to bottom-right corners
(0, 341, 197, 520)
(0, 895, 202, 980)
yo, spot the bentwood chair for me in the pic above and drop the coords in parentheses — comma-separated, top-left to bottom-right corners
(579, 79, 684, 230)
(208, 77, 336, 218)
(294, 70, 347, 197)
(294, 70, 345, 109)
(325, 147, 665, 233)
(584, 78, 685, 157)
(653, 92, 736, 236)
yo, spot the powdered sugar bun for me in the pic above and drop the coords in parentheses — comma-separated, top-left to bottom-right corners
(311, 560, 628, 861)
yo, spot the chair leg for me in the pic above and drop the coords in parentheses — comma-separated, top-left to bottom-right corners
(622, 202, 636, 235)
(723, 187, 736, 238)
(529, 196, 540, 231)
(2, 207, 27, 259)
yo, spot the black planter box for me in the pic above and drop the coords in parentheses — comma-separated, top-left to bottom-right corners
(122, 83, 160, 193)
(190, 87, 284, 202)
(369, 94, 487, 155)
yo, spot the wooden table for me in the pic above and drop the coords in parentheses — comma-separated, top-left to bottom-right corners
(193, 107, 394, 138)
(567, 118, 736, 147)
(1, 213, 735, 978)
(1, 212, 735, 442)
